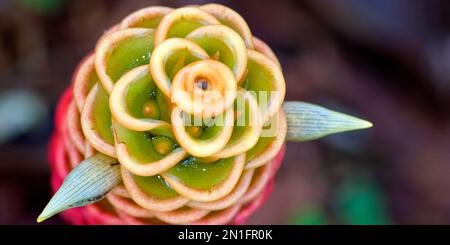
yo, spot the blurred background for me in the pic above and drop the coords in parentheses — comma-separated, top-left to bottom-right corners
(1, 0, 450, 224)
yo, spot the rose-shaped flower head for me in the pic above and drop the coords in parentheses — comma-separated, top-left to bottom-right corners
(39, 4, 372, 225)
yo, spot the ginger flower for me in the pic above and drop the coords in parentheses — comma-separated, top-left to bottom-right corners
(39, 4, 372, 225)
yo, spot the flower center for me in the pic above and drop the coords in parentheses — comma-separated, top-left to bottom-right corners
(195, 79, 209, 90)
(171, 59, 237, 117)
(186, 126, 203, 137)
(142, 100, 160, 119)
(152, 136, 175, 155)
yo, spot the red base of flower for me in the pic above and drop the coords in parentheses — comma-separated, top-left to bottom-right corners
(48, 87, 286, 225)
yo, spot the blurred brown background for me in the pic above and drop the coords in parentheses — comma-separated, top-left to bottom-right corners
(1, 0, 450, 224)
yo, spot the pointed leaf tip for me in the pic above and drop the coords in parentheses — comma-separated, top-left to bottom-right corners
(36, 217, 45, 223)
(37, 153, 121, 223)
(283, 101, 372, 142)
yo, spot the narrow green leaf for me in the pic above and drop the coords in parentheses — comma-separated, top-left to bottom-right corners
(283, 101, 373, 142)
(37, 153, 121, 223)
